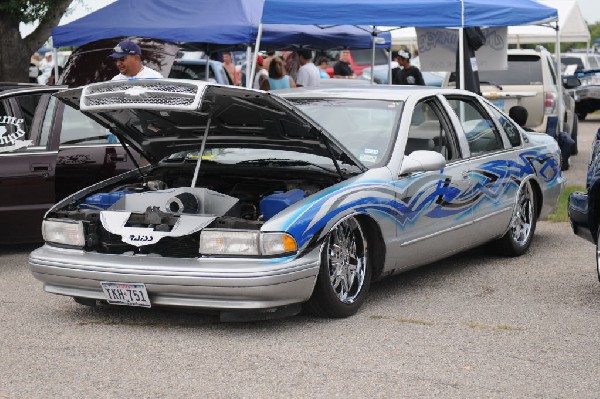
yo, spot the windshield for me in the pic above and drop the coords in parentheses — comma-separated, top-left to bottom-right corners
(290, 98, 403, 168)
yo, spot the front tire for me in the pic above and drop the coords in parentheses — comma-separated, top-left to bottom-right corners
(494, 180, 537, 256)
(305, 216, 371, 318)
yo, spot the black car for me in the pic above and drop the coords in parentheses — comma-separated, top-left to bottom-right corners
(568, 127, 600, 280)
(0, 86, 140, 244)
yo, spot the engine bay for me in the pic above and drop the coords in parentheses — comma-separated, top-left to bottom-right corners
(47, 163, 338, 256)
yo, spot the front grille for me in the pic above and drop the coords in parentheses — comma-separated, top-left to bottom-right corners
(85, 95, 194, 107)
(94, 228, 200, 258)
(87, 83, 198, 95)
(81, 79, 203, 111)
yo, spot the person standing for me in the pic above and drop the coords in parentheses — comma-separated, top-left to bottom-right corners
(109, 40, 163, 80)
(262, 51, 276, 71)
(37, 52, 55, 84)
(317, 57, 330, 79)
(222, 52, 240, 86)
(259, 57, 296, 91)
(253, 55, 268, 89)
(295, 49, 321, 87)
(391, 49, 425, 86)
(333, 50, 355, 79)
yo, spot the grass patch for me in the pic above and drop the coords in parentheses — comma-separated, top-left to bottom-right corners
(544, 184, 585, 222)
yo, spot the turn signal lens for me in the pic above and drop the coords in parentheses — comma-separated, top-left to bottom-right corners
(261, 233, 298, 255)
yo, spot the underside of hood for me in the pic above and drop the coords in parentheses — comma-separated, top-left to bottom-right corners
(55, 79, 363, 169)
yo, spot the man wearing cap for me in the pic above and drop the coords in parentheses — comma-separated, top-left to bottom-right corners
(109, 39, 163, 80)
(253, 55, 269, 89)
(392, 49, 425, 86)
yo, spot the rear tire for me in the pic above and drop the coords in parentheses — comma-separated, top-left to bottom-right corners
(305, 216, 371, 318)
(493, 180, 537, 257)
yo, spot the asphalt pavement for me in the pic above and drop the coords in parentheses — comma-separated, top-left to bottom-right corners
(1, 117, 599, 398)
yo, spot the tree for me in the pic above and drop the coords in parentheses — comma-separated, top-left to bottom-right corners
(0, 0, 74, 82)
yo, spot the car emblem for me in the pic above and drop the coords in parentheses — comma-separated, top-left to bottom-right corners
(124, 87, 146, 97)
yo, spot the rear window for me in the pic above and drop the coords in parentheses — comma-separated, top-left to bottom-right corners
(478, 55, 543, 85)
(561, 56, 584, 70)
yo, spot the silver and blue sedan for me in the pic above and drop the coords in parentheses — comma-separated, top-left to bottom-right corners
(29, 79, 564, 320)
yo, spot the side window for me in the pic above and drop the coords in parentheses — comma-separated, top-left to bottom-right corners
(445, 96, 504, 156)
(489, 105, 522, 147)
(60, 104, 112, 145)
(405, 100, 459, 161)
(0, 94, 43, 154)
(39, 96, 57, 148)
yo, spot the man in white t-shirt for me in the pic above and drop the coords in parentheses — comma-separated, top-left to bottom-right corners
(109, 40, 163, 80)
(295, 49, 321, 87)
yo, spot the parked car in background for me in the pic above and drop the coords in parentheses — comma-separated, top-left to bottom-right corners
(323, 48, 389, 78)
(360, 60, 447, 87)
(29, 79, 563, 320)
(568, 127, 600, 281)
(0, 86, 140, 244)
(457, 48, 580, 153)
(168, 59, 232, 85)
(561, 52, 600, 121)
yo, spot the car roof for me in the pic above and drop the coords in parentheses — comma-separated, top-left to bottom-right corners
(277, 85, 454, 101)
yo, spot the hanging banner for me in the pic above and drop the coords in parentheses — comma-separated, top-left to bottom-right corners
(416, 27, 508, 72)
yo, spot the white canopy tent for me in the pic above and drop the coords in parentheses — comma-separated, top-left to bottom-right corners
(509, 0, 590, 46)
(387, 0, 590, 48)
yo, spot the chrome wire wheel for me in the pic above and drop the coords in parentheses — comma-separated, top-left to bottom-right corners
(324, 216, 367, 304)
(510, 181, 534, 247)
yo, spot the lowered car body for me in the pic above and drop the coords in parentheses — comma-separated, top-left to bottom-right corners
(29, 79, 564, 320)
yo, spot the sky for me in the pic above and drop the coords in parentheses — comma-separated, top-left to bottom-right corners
(20, 0, 600, 40)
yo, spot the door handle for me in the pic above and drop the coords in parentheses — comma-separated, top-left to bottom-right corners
(106, 153, 127, 162)
(31, 163, 51, 172)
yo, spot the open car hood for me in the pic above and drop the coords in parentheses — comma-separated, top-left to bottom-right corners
(55, 79, 364, 170)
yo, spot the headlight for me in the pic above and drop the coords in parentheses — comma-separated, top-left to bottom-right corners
(42, 219, 85, 247)
(199, 230, 297, 256)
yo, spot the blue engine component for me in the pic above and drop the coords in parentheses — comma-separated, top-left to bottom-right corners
(81, 190, 129, 210)
(260, 189, 306, 221)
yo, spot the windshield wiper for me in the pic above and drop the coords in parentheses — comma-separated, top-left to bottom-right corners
(479, 81, 503, 90)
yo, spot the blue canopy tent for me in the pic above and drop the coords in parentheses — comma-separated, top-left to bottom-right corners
(52, 0, 390, 49)
(259, 0, 558, 88)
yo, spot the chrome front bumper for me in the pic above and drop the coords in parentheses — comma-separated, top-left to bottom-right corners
(29, 245, 320, 310)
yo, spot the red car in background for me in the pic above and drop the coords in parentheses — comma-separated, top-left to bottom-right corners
(323, 48, 389, 78)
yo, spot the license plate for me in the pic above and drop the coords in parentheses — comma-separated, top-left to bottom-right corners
(491, 99, 505, 109)
(101, 282, 151, 308)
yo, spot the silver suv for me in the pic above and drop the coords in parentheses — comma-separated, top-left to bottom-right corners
(561, 52, 600, 121)
(475, 48, 578, 152)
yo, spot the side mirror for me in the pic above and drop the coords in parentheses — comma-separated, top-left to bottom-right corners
(400, 150, 446, 175)
(563, 76, 581, 89)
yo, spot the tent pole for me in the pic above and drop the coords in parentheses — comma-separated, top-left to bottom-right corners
(246, 23, 262, 89)
(52, 48, 58, 84)
(371, 26, 376, 84)
(245, 45, 252, 87)
(458, 28, 465, 90)
(388, 47, 392, 85)
(205, 45, 210, 81)
(555, 20, 563, 135)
